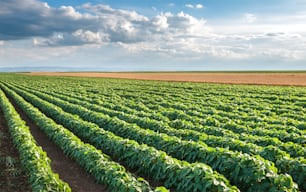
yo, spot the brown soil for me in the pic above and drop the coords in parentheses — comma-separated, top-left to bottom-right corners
(0, 109, 31, 192)
(7, 98, 109, 192)
(17, 71, 306, 192)
(28, 72, 306, 86)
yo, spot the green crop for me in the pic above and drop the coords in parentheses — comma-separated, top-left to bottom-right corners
(2, 82, 238, 192)
(0, 88, 71, 192)
(1, 84, 165, 192)
(0, 73, 305, 191)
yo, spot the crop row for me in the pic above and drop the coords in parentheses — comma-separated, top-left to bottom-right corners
(1, 83, 239, 192)
(16, 79, 306, 132)
(0, 88, 71, 192)
(3, 83, 300, 192)
(59, 78, 306, 123)
(10, 76, 305, 126)
(14, 77, 306, 138)
(12, 81, 306, 189)
(24, 75, 304, 103)
(10, 82, 305, 158)
(1, 84, 171, 192)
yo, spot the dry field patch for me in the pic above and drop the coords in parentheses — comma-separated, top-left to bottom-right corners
(29, 72, 306, 86)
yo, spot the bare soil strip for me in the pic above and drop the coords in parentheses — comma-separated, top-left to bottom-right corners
(28, 72, 306, 86)
(7, 97, 109, 192)
(0, 109, 31, 192)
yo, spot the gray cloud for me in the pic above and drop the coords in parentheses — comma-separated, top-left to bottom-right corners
(0, 0, 89, 40)
(0, 0, 210, 46)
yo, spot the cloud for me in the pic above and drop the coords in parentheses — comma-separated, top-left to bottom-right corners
(0, 0, 88, 40)
(153, 12, 208, 33)
(185, 4, 194, 8)
(0, 0, 306, 65)
(0, 0, 210, 46)
(33, 30, 107, 46)
(244, 13, 256, 23)
(185, 4, 204, 9)
(196, 4, 204, 9)
(0, 40, 79, 63)
(0, 0, 148, 44)
(116, 28, 306, 62)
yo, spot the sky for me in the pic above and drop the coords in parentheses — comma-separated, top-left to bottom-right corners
(1, 0, 306, 71)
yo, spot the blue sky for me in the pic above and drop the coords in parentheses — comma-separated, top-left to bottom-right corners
(1, 0, 306, 71)
(44, 0, 299, 17)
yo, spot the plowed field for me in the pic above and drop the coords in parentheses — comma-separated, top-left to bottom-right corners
(29, 72, 306, 86)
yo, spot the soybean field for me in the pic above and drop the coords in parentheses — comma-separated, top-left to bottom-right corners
(0, 73, 305, 192)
